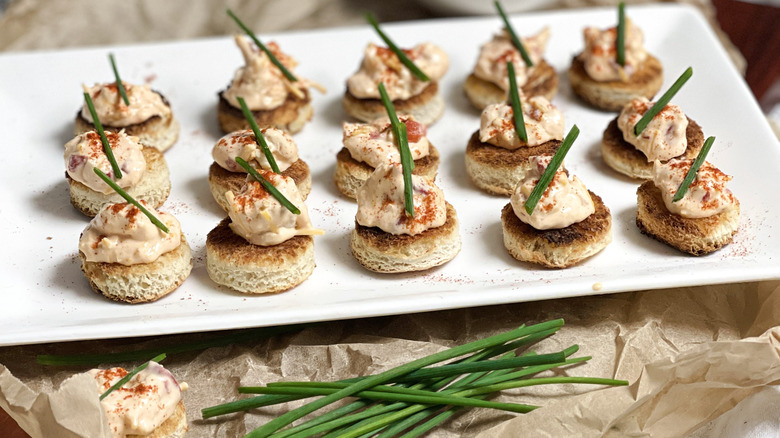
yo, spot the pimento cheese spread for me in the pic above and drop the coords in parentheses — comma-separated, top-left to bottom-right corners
(617, 97, 688, 162)
(65, 130, 146, 194)
(473, 28, 551, 91)
(81, 82, 171, 127)
(479, 96, 564, 149)
(652, 158, 736, 218)
(578, 20, 647, 82)
(213, 128, 298, 173)
(343, 116, 429, 168)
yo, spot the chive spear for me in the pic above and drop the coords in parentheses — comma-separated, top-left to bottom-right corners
(108, 53, 130, 106)
(82, 86, 123, 180)
(524, 125, 580, 215)
(377, 82, 415, 218)
(506, 61, 528, 143)
(673, 136, 715, 202)
(634, 67, 693, 136)
(495, 1, 533, 67)
(100, 353, 166, 401)
(365, 12, 430, 82)
(616, 2, 626, 67)
(234, 157, 301, 215)
(236, 96, 281, 173)
(226, 9, 297, 82)
(93, 168, 170, 233)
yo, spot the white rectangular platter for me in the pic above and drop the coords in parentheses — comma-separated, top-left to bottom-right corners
(1, 4, 778, 346)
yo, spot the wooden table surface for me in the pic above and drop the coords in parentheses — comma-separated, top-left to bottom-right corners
(1, 1, 777, 436)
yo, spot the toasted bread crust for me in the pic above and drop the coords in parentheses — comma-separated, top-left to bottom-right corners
(463, 60, 559, 110)
(342, 82, 444, 125)
(635, 181, 740, 255)
(333, 144, 440, 199)
(501, 192, 612, 268)
(206, 218, 315, 294)
(217, 90, 312, 135)
(568, 54, 663, 111)
(80, 236, 192, 304)
(128, 400, 188, 438)
(351, 203, 461, 273)
(68, 146, 171, 217)
(74, 91, 180, 152)
(601, 117, 705, 179)
(208, 159, 311, 212)
(465, 130, 562, 196)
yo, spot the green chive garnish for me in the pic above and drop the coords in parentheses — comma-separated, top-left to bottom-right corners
(506, 61, 528, 143)
(616, 2, 626, 67)
(673, 136, 715, 202)
(495, 1, 533, 67)
(83, 90, 122, 180)
(377, 82, 415, 218)
(226, 9, 297, 82)
(365, 13, 430, 82)
(524, 125, 580, 215)
(236, 96, 280, 173)
(244, 320, 564, 437)
(93, 168, 170, 233)
(108, 53, 130, 106)
(234, 157, 301, 215)
(99, 353, 166, 401)
(634, 67, 693, 136)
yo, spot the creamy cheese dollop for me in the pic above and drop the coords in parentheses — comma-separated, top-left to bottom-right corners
(226, 171, 320, 246)
(79, 202, 182, 265)
(356, 162, 446, 235)
(81, 82, 171, 127)
(617, 97, 688, 162)
(479, 96, 564, 149)
(473, 27, 550, 91)
(91, 361, 185, 438)
(578, 19, 647, 82)
(347, 42, 449, 101)
(652, 158, 736, 218)
(213, 128, 298, 173)
(64, 130, 146, 194)
(510, 156, 595, 230)
(223, 35, 309, 111)
(343, 116, 429, 168)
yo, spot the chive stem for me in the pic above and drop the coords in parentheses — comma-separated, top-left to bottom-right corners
(507, 61, 528, 143)
(365, 13, 430, 82)
(234, 157, 301, 215)
(93, 168, 170, 233)
(108, 53, 130, 106)
(38, 325, 302, 367)
(495, 1, 533, 67)
(377, 82, 415, 218)
(226, 9, 297, 82)
(245, 320, 563, 437)
(616, 2, 626, 67)
(524, 125, 580, 215)
(236, 96, 281, 173)
(634, 67, 693, 136)
(83, 91, 123, 180)
(673, 136, 715, 202)
(100, 353, 166, 400)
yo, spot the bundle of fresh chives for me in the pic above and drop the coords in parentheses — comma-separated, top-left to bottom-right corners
(202, 319, 628, 437)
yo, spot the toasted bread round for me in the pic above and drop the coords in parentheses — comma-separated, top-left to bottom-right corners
(350, 202, 461, 273)
(208, 160, 311, 212)
(342, 83, 444, 126)
(80, 236, 192, 304)
(465, 131, 562, 196)
(68, 146, 171, 217)
(635, 181, 740, 255)
(74, 93, 180, 153)
(217, 90, 313, 135)
(129, 400, 188, 438)
(568, 54, 663, 111)
(206, 218, 315, 294)
(501, 192, 612, 268)
(333, 144, 441, 199)
(601, 117, 704, 179)
(463, 60, 559, 110)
